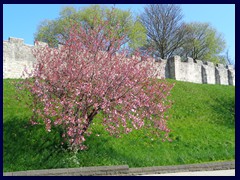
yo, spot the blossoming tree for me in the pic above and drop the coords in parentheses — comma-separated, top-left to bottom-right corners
(21, 18, 174, 151)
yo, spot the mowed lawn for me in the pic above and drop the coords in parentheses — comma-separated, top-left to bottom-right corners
(3, 79, 235, 172)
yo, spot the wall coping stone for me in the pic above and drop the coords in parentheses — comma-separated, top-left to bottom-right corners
(3, 161, 235, 176)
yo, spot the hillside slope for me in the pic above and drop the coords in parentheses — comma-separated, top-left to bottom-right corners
(3, 79, 235, 172)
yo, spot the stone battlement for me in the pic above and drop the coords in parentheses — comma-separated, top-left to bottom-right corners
(160, 56, 235, 86)
(3, 37, 235, 86)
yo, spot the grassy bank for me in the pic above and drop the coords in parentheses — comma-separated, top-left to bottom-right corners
(3, 79, 235, 172)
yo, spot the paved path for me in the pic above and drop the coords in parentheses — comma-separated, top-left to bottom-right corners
(141, 169, 235, 176)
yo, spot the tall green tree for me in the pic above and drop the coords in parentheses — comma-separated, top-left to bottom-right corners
(34, 5, 146, 49)
(179, 22, 226, 64)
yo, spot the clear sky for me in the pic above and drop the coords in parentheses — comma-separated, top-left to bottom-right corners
(3, 4, 235, 64)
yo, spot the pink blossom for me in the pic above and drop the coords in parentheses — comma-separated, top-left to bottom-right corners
(20, 14, 174, 151)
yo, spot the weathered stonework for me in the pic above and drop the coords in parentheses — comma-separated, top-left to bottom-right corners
(202, 61, 215, 84)
(3, 37, 235, 86)
(3, 37, 36, 79)
(215, 64, 229, 85)
(155, 55, 235, 86)
(227, 65, 235, 86)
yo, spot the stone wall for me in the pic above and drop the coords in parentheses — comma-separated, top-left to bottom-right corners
(162, 55, 235, 86)
(3, 37, 235, 86)
(3, 37, 36, 79)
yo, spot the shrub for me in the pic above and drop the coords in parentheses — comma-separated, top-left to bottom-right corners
(18, 17, 174, 151)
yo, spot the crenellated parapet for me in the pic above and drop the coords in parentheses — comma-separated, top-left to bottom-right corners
(162, 55, 235, 86)
(3, 37, 235, 86)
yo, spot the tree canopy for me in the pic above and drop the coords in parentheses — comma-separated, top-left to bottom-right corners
(34, 5, 146, 50)
(139, 4, 227, 64)
(35, 4, 229, 64)
(178, 22, 226, 64)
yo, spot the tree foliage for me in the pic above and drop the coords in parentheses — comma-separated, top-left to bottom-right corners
(34, 5, 146, 50)
(21, 18, 174, 151)
(179, 22, 226, 64)
(140, 4, 227, 64)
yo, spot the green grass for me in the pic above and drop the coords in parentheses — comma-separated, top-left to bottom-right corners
(3, 79, 235, 172)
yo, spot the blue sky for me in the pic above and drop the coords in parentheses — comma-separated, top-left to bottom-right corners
(3, 4, 235, 64)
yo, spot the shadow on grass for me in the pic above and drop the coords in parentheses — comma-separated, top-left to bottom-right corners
(3, 116, 67, 171)
(4, 116, 147, 171)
